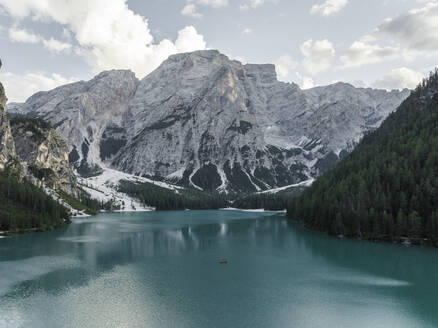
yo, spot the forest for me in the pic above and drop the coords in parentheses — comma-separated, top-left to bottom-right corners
(232, 187, 304, 211)
(0, 173, 69, 233)
(118, 180, 228, 210)
(287, 70, 438, 246)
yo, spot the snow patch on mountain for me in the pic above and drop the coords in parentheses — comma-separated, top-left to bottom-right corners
(78, 167, 183, 211)
(7, 50, 411, 193)
(257, 178, 315, 194)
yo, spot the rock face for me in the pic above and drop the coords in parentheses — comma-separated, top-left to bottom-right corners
(8, 50, 411, 192)
(10, 70, 138, 177)
(0, 82, 17, 170)
(10, 117, 80, 197)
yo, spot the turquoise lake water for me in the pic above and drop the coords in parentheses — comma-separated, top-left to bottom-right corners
(1, 210, 438, 328)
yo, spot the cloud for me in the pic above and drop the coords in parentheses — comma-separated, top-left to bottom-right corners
(295, 72, 314, 89)
(340, 41, 400, 67)
(192, 0, 228, 7)
(42, 38, 72, 53)
(300, 39, 335, 74)
(240, 0, 265, 10)
(242, 28, 252, 35)
(0, 71, 78, 102)
(0, 0, 207, 78)
(8, 26, 72, 53)
(310, 0, 349, 17)
(302, 76, 314, 89)
(8, 26, 39, 43)
(183, 0, 228, 18)
(377, 2, 438, 53)
(340, 2, 438, 68)
(372, 67, 424, 90)
(182, 4, 202, 18)
(274, 55, 298, 80)
(174, 26, 207, 53)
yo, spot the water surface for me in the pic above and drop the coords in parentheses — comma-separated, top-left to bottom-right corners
(1, 210, 437, 328)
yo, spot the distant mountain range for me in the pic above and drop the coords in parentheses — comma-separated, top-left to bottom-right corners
(8, 50, 410, 193)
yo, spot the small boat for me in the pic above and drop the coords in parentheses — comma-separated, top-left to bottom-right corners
(219, 259, 228, 264)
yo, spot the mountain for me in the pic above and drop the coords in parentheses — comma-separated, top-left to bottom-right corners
(9, 70, 138, 177)
(0, 80, 72, 233)
(10, 116, 80, 198)
(287, 70, 438, 246)
(8, 50, 410, 193)
(0, 81, 17, 171)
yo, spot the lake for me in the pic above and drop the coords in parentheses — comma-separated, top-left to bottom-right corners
(0, 210, 438, 328)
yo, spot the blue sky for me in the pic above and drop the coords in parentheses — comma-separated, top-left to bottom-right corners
(0, 0, 437, 102)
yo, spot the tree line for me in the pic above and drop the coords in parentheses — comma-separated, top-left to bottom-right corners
(118, 180, 228, 210)
(233, 187, 304, 211)
(287, 69, 438, 246)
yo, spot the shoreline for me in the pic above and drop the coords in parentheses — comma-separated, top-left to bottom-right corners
(287, 217, 437, 249)
(220, 208, 286, 213)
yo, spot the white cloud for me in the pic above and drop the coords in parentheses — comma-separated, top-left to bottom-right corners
(0, 0, 207, 78)
(192, 0, 228, 7)
(240, 0, 265, 10)
(42, 37, 72, 53)
(183, 0, 228, 18)
(8, 26, 72, 54)
(340, 2, 438, 68)
(242, 28, 252, 35)
(340, 41, 400, 67)
(8, 27, 39, 43)
(372, 67, 424, 90)
(377, 2, 438, 53)
(274, 55, 298, 80)
(182, 4, 202, 18)
(295, 72, 315, 89)
(301, 76, 314, 89)
(310, 0, 348, 17)
(174, 26, 207, 53)
(0, 71, 78, 102)
(300, 39, 335, 74)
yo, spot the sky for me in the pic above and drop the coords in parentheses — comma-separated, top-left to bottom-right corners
(0, 0, 437, 102)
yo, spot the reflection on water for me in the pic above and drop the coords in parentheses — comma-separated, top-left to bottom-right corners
(0, 210, 437, 328)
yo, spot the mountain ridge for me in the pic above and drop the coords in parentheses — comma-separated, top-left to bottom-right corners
(7, 50, 411, 193)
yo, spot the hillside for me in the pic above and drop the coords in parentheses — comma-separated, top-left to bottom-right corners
(287, 70, 438, 246)
(10, 116, 81, 198)
(0, 173, 69, 233)
(0, 81, 71, 232)
(0, 76, 105, 232)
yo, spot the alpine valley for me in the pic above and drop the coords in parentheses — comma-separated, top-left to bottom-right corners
(8, 50, 410, 195)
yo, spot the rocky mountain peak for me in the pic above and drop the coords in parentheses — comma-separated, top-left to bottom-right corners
(7, 50, 412, 192)
(243, 63, 278, 84)
(166, 49, 223, 64)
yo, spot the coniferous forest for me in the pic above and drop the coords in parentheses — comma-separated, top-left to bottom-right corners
(118, 180, 228, 210)
(287, 70, 438, 246)
(232, 187, 305, 211)
(0, 173, 69, 232)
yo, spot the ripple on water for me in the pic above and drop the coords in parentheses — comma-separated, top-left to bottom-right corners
(0, 255, 79, 296)
(57, 236, 101, 243)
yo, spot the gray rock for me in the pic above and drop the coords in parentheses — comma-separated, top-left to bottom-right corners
(10, 118, 81, 197)
(8, 50, 411, 192)
(0, 82, 17, 171)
